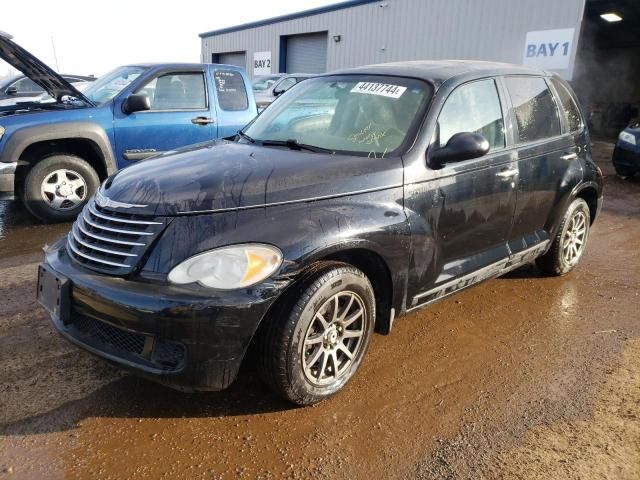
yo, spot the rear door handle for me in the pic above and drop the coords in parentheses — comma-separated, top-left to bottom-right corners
(191, 116, 215, 125)
(561, 153, 578, 161)
(496, 168, 518, 179)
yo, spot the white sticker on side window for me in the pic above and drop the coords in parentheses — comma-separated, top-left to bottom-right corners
(351, 82, 407, 99)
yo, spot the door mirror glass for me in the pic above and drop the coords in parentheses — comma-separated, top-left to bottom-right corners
(123, 93, 151, 114)
(429, 132, 490, 169)
(5, 86, 17, 95)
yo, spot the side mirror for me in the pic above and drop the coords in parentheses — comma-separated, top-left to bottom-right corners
(273, 88, 285, 97)
(123, 93, 151, 114)
(5, 86, 18, 95)
(429, 132, 490, 169)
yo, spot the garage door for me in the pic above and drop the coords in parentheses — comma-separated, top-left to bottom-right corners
(216, 51, 246, 69)
(286, 32, 328, 74)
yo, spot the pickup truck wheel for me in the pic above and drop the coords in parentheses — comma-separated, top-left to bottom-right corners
(23, 154, 99, 223)
(536, 198, 591, 276)
(258, 263, 375, 406)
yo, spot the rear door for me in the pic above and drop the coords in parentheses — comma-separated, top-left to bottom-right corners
(501, 76, 580, 254)
(113, 67, 215, 167)
(212, 67, 255, 138)
(404, 78, 518, 305)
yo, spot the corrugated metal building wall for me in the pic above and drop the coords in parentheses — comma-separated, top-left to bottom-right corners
(200, 0, 585, 79)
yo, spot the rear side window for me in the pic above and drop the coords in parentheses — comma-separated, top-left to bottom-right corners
(215, 70, 248, 111)
(436, 78, 505, 151)
(505, 77, 561, 143)
(550, 78, 583, 132)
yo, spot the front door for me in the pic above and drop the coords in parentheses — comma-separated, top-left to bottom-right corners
(113, 68, 215, 167)
(405, 78, 517, 307)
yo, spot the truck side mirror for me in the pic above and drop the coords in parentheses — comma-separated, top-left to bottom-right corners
(123, 93, 151, 114)
(428, 132, 490, 170)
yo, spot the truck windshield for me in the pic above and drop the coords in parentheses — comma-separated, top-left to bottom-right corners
(83, 66, 147, 105)
(244, 75, 432, 156)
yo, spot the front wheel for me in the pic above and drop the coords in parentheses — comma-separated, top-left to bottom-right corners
(536, 198, 591, 276)
(258, 263, 375, 405)
(22, 154, 100, 223)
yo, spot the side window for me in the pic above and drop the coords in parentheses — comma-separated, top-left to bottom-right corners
(12, 78, 42, 93)
(276, 77, 297, 93)
(436, 79, 505, 151)
(215, 70, 248, 111)
(550, 78, 583, 133)
(137, 72, 207, 110)
(504, 77, 561, 143)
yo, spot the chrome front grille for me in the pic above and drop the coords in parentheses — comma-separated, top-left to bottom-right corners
(67, 198, 165, 275)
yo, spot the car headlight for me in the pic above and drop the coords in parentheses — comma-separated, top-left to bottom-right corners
(619, 131, 636, 145)
(167, 243, 283, 290)
(0, 126, 5, 141)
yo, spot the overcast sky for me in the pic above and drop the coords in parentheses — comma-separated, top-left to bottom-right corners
(1, 0, 334, 78)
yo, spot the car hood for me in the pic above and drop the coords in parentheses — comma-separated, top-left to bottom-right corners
(0, 34, 93, 106)
(100, 140, 403, 217)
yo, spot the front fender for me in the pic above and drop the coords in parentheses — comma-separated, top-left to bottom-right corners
(1, 121, 117, 174)
(140, 187, 411, 310)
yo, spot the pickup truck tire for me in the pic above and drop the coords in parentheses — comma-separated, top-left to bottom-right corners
(536, 198, 591, 276)
(23, 154, 99, 223)
(258, 263, 375, 405)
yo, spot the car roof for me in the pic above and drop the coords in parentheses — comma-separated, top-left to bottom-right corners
(329, 60, 551, 87)
(124, 62, 246, 71)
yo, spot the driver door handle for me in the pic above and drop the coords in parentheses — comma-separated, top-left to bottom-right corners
(191, 116, 215, 125)
(496, 168, 518, 179)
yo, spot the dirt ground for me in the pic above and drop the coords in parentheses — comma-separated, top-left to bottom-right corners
(0, 142, 638, 479)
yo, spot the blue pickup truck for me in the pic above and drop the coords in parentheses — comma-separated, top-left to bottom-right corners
(0, 31, 257, 222)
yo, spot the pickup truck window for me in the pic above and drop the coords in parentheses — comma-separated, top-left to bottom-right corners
(138, 72, 207, 110)
(84, 66, 146, 105)
(215, 70, 249, 111)
(244, 74, 431, 157)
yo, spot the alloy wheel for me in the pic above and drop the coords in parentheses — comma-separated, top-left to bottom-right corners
(562, 210, 587, 266)
(302, 291, 367, 386)
(40, 169, 87, 211)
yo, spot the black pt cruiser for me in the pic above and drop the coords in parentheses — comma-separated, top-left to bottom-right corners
(38, 61, 604, 405)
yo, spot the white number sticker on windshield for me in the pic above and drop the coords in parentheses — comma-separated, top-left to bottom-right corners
(351, 82, 407, 99)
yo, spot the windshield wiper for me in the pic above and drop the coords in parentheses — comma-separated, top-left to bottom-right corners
(237, 130, 255, 143)
(260, 138, 333, 153)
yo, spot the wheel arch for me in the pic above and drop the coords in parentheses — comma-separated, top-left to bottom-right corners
(573, 184, 600, 225)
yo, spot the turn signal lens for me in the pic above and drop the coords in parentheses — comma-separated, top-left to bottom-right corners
(168, 244, 283, 290)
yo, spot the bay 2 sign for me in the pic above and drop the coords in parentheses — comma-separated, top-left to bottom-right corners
(254, 51, 272, 76)
(522, 28, 575, 70)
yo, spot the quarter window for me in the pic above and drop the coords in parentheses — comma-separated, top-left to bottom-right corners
(215, 70, 249, 111)
(436, 79, 505, 151)
(550, 78, 583, 132)
(505, 77, 561, 143)
(138, 72, 207, 110)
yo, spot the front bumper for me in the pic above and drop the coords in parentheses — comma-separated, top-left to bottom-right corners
(40, 239, 288, 391)
(0, 161, 17, 193)
(612, 142, 640, 169)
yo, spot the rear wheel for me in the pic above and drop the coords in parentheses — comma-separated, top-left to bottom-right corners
(22, 154, 99, 223)
(258, 263, 375, 405)
(536, 198, 591, 276)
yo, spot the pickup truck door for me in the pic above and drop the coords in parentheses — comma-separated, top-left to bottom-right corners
(210, 67, 256, 138)
(113, 67, 216, 167)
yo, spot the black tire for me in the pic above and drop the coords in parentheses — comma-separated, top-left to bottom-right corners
(258, 262, 375, 406)
(536, 198, 591, 276)
(22, 154, 99, 223)
(614, 164, 635, 178)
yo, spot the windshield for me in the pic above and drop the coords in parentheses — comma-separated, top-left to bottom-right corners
(244, 75, 431, 156)
(252, 75, 281, 91)
(83, 66, 147, 104)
